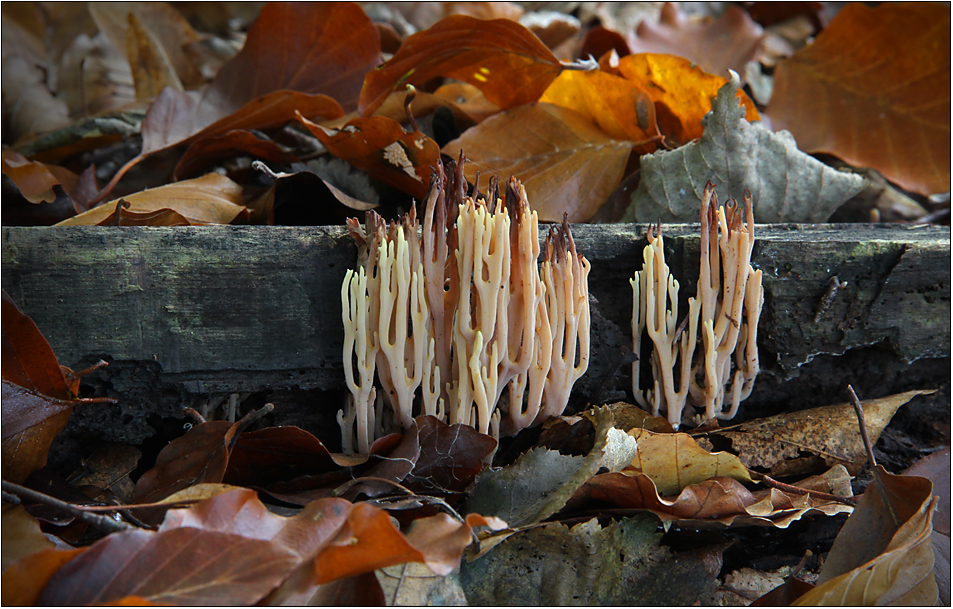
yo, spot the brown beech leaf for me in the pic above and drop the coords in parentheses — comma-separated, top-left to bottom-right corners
(57, 173, 249, 226)
(224, 426, 340, 488)
(124, 11, 184, 101)
(1, 547, 86, 605)
(1, 150, 79, 205)
(616, 53, 759, 146)
(37, 527, 300, 606)
(539, 68, 660, 147)
(432, 82, 501, 123)
(297, 113, 440, 199)
(1, 55, 72, 143)
(794, 466, 938, 605)
(769, 2, 951, 195)
(1, 291, 82, 483)
(359, 14, 562, 117)
(173, 129, 299, 180)
(133, 420, 236, 504)
(2, 503, 55, 570)
(95, 204, 194, 227)
(628, 2, 765, 78)
(404, 415, 497, 497)
(577, 472, 852, 530)
(578, 26, 631, 65)
(627, 428, 754, 496)
(444, 102, 631, 222)
(713, 389, 935, 476)
(251, 166, 378, 226)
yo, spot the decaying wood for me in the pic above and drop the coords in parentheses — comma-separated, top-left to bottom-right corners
(1, 224, 948, 434)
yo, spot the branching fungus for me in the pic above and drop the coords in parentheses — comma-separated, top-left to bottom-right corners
(631, 182, 763, 429)
(340, 159, 590, 453)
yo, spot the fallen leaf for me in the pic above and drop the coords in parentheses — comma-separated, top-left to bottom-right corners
(904, 449, 951, 604)
(713, 389, 935, 475)
(359, 14, 563, 117)
(793, 466, 938, 605)
(57, 32, 136, 118)
(37, 527, 300, 606)
(589, 402, 674, 434)
(444, 102, 632, 222)
(614, 53, 759, 146)
(404, 415, 497, 498)
(124, 11, 184, 101)
(539, 68, 660, 145)
(628, 428, 754, 495)
(224, 426, 340, 488)
(252, 164, 379, 226)
(95, 203, 194, 226)
(769, 2, 951, 195)
(173, 129, 298, 180)
(460, 515, 723, 605)
(56, 173, 249, 226)
(0, 150, 80, 206)
(377, 563, 467, 606)
(1, 548, 85, 605)
(1, 55, 72, 142)
(628, 3, 765, 78)
(297, 113, 440, 200)
(624, 72, 866, 223)
(432, 82, 500, 123)
(1, 503, 55, 570)
(578, 26, 631, 64)
(465, 406, 638, 528)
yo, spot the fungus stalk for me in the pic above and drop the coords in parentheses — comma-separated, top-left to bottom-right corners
(631, 182, 763, 428)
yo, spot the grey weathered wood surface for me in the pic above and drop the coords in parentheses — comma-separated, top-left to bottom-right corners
(2, 224, 949, 400)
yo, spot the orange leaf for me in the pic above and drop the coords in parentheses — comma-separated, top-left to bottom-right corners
(443, 102, 631, 222)
(628, 3, 765, 78)
(539, 69, 660, 147)
(359, 14, 562, 117)
(769, 3, 951, 195)
(617, 53, 760, 146)
(297, 113, 440, 200)
(1, 150, 79, 205)
(1, 548, 86, 605)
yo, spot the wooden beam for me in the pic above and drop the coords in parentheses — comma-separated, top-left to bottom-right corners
(2, 225, 949, 404)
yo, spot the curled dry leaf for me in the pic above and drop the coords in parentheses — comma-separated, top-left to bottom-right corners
(1, 55, 72, 142)
(627, 428, 753, 496)
(624, 72, 865, 223)
(404, 415, 498, 497)
(56, 173, 249, 226)
(359, 14, 563, 117)
(1, 149, 79, 205)
(1, 503, 55, 570)
(712, 389, 935, 476)
(576, 471, 852, 530)
(296, 113, 440, 200)
(173, 129, 299, 180)
(628, 3, 765, 79)
(444, 102, 632, 222)
(1, 547, 86, 605)
(769, 2, 951, 195)
(793, 466, 939, 605)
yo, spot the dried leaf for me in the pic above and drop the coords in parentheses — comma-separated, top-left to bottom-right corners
(173, 129, 298, 180)
(37, 527, 300, 606)
(1, 548, 85, 605)
(57, 32, 136, 118)
(404, 415, 497, 497)
(432, 82, 500, 123)
(793, 467, 938, 605)
(713, 389, 935, 475)
(252, 166, 378, 226)
(56, 173, 249, 226)
(1, 503, 55, 570)
(224, 426, 340, 488)
(1, 149, 80, 205)
(628, 428, 754, 496)
(95, 205, 194, 227)
(614, 53, 759, 146)
(769, 3, 951, 195)
(133, 420, 236, 504)
(125, 12, 184, 101)
(359, 14, 562, 117)
(444, 102, 632, 222)
(297, 113, 440, 200)
(377, 563, 467, 606)
(1, 55, 72, 142)
(628, 3, 765, 78)
(624, 72, 865, 223)
(539, 68, 661, 145)
(465, 406, 638, 527)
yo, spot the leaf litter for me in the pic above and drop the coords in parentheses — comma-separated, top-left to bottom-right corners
(1, 2, 949, 606)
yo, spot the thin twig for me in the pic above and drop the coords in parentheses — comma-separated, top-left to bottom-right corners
(847, 385, 877, 469)
(403, 85, 420, 133)
(1, 480, 135, 533)
(762, 475, 858, 506)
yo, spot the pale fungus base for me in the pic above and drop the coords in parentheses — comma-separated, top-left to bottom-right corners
(631, 182, 764, 429)
(340, 159, 590, 454)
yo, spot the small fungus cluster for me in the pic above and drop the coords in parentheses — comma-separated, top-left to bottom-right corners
(631, 182, 763, 429)
(340, 160, 590, 454)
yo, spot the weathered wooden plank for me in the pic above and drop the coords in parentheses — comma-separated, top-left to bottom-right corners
(1, 224, 949, 405)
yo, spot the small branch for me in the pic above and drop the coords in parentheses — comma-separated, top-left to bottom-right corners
(561, 55, 598, 71)
(847, 385, 877, 469)
(1, 480, 135, 534)
(761, 475, 858, 506)
(403, 85, 420, 133)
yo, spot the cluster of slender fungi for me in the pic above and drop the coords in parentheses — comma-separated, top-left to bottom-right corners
(340, 167, 763, 452)
(339, 159, 590, 454)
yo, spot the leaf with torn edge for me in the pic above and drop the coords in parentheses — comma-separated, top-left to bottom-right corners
(770, 2, 950, 196)
(56, 173, 249, 226)
(359, 15, 562, 117)
(464, 406, 638, 528)
(444, 102, 632, 222)
(712, 389, 935, 476)
(628, 428, 753, 496)
(793, 466, 938, 605)
(297, 113, 440, 200)
(624, 72, 865, 223)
